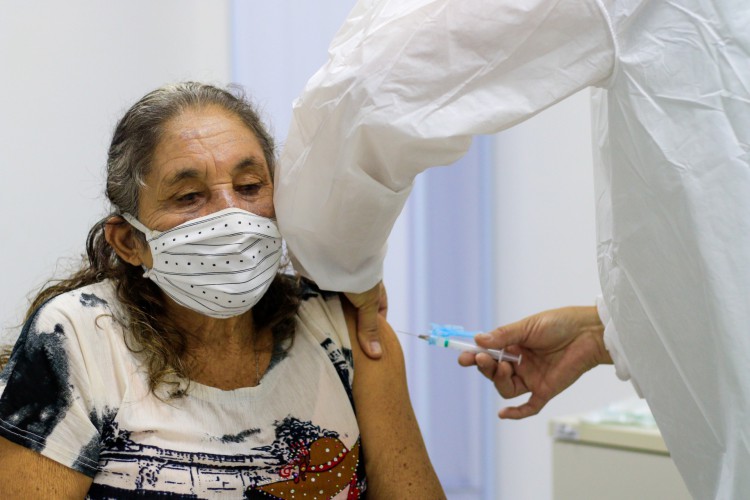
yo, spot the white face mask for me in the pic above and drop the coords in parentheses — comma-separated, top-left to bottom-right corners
(122, 208, 282, 318)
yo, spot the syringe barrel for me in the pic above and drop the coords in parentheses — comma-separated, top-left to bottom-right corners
(423, 335, 521, 364)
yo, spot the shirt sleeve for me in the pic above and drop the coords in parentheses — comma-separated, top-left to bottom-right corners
(296, 283, 355, 395)
(297, 283, 353, 353)
(276, 0, 617, 292)
(0, 298, 102, 477)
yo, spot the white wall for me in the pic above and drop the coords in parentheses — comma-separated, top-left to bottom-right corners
(0, 1, 231, 338)
(491, 90, 638, 499)
(231, 2, 356, 150)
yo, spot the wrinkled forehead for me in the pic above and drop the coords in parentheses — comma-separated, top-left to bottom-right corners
(149, 106, 272, 182)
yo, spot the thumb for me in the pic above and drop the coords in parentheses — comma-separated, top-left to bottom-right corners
(378, 283, 388, 319)
(344, 282, 385, 359)
(356, 301, 383, 359)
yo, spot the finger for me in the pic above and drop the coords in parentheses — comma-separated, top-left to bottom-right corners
(475, 318, 530, 350)
(498, 393, 549, 420)
(474, 353, 498, 381)
(344, 284, 384, 360)
(492, 361, 527, 399)
(378, 282, 388, 319)
(457, 351, 478, 367)
(356, 305, 383, 359)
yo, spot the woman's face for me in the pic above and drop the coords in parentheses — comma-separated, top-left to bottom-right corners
(135, 106, 274, 266)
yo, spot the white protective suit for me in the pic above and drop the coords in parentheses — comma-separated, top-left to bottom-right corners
(275, 0, 750, 497)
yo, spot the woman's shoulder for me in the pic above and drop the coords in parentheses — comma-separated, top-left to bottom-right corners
(25, 279, 128, 352)
(39, 279, 121, 318)
(5, 279, 137, 399)
(297, 278, 344, 312)
(298, 279, 340, 302)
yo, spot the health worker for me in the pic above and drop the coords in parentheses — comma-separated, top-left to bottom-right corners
(274, 0, 750, 498)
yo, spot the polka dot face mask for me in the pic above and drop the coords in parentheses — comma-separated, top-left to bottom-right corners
(122, 208, 282, 318)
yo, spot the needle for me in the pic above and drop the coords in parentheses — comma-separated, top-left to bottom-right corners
(398, 330, 522, 364)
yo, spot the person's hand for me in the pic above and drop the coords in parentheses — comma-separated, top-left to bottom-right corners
(344, 281, 388, 359)
(458, 306, 611, 419)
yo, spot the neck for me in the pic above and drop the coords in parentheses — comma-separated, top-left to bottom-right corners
(165, 299, 271, 389)
(176, 307, 255, 346)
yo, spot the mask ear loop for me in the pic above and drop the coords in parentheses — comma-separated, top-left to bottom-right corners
(121, 213, 157, 239)
(120, 213, 157, 278)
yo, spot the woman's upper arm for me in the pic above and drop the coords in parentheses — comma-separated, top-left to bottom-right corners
(0, 436, 93, 499)
(342, 299, 445, 499)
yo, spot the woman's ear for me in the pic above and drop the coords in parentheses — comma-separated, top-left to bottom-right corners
(104, 216, 150, 267)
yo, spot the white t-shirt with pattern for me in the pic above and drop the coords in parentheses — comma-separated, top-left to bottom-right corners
(0, 279, 365, 499)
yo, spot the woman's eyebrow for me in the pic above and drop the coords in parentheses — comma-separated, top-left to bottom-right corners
(233, 156, 269, 176)
(159, 156, 269, 189)
(162, 167, 202, 188)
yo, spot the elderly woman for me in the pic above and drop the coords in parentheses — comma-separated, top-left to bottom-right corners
(0, 83, 444, 499)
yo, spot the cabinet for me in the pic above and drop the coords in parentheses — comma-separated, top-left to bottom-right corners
(550, 413, 690, 499)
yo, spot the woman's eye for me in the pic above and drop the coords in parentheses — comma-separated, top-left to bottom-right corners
(176, 192, 201, 203)
(237, 184, 262, 195)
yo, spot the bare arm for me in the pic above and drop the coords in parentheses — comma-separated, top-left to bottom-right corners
(342, 298, 445, 499)
(0, 436, 92, 499)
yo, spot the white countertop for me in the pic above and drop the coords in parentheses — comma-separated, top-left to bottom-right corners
(549, 414, 668, 455)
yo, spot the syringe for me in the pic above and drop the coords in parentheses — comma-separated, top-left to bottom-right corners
(418, 334, 522, 364)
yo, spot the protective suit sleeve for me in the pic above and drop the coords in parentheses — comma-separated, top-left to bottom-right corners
(596, 295, 643, 397)
(276, 0, 617, 292)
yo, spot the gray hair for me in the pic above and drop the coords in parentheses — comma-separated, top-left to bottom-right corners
(105, 82, 276, 216)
